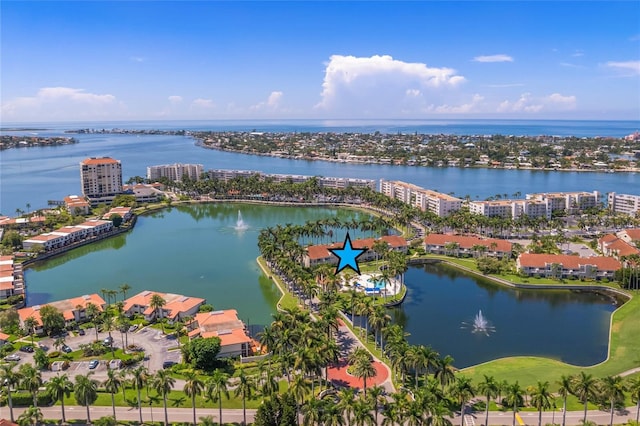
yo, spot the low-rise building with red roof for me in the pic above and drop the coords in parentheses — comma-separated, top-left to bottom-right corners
(303, 235, 408, 268)
(17, 293, 106, 335)
(102, 206, 133, 222)
(64, 195, 91, 216)
(123, 290, 205, 321)
(424, 234, 512, 258)
(0, 256, 23, 299)
(516, 253, 621, 280)
(187, 309, 251, 357)
(598, 234, 640, 259)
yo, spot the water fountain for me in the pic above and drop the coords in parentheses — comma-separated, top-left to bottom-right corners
(461, 309, 496, 336)
(234, 210, 249, 231)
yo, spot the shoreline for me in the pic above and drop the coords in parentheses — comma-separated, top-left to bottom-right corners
(194, 139, 640, 174)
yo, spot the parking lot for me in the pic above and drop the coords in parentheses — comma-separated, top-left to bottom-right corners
(4, 326, 182, 381)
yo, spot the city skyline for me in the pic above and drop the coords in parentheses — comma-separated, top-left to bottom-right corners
(1, 1, 639, 122)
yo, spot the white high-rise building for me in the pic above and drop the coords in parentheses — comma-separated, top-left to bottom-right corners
(379, 179, 462, 217)
(608, 192, 640, 216)
(80, 157, 123, 204)
(147, 163, 204, 182)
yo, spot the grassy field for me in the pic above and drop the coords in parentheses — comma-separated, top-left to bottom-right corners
(256, 257, 298, 310)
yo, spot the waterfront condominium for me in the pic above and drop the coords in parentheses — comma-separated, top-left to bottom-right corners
(607, 192, 640, 216)
(80, 157, 123, 205)
(379, 179, 462, 217)
(525, 190, 600, 214)
(147, 163, 204, 182)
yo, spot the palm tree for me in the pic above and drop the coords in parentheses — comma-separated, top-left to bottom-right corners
(46, 374, 73, 423)
(74, 372, 99, 424)
(572, 372, 598, 424)
(367, 385, 386, 426)
(553, 374, 572, 426)
(205, 369, 230, 425)
(0, 363, 22, 422)
(17, 405, 43, 426)
(599, 375, 626, 426)
(352, 398, 375, 426)
(529, 381, 552, 426)
(199, 415, 216, 426)
(504, 382, 524, 426)
(183, 370, 205, 426)
(478, 375, 499, 426)
(153, 369, 176, 426)
(233, 368, 255, 426)
(131, 365, 149, 424)
(120, 282, 132, 301)
(628, 376, 640, 424)
(86, 302, 101, 340)
(451, 376, 475, 426)
(19, 364, 42, 408)
(103, 367, 122, 421)
(352, 353, 377, 397)
(435, 355, 456, 389)
(150, 293, 167, 333)
(23, 316, 38, 346)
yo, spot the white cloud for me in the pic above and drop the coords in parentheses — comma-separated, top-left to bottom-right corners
(168, 95, 183, 104)
(130, 56, 145, 63)
(485, 83, 524, 88)
(472, 54, 514, 63)
(191, 98, 215, 109)
(1, 87, 119, 120)
(434, 94, 484, 113)
(605, 61, 640, 75)
(250, 91, 285, 112)
(498, 92, 576, 113)
(571, 50, 584, 57)
(316, 54, 465, 116)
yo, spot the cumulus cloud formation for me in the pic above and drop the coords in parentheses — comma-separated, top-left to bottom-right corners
(498, 92, 576, 113)
(434, 94, 485, 114)
(316, 54, 465, 116)
(1, 87, 119, 120)
(191, 98, 215, 109)
(251, 91, 284, 111)
(168, 95, 183, 104)
(472, 54, 514, 63)
(606, 61, 640, 75)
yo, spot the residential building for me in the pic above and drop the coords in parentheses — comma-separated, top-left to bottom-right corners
(469, 199, 550, 219)
(379, 179, 463, 217)
(598, 234, 640, 259)
(22, 220, 113, 251)
(64, 195, 91, 216)
(607, 192, 640, 216)
(516, 253, 621, 280)
(526, 190, 600, 214)
(122, 183, 164, 203)
(0, 256, 23, 299)
(424, 234, 512, 258)
(80, 157, 123, 205)
(303, 235, 408, 268)
(17, 294, 106, 335)
(147, 163, 204, 182)
(187, 309, 252, 357)
(618, 229, 640, 245)
(123, 291, 205, 321)
(102, 206, 133, 222)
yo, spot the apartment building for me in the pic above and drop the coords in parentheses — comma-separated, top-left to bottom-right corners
(516, 253, 620, 280)
(208, 169, 376, 190)
(424, 234, 512, 258)
(80, 157, 123, 205)
(469, 199, 550, 219)
(379, 179, 462, 217)
(123, 291, 205, 321)
(598, 234, 640, 259)
(22, 220, 113, 251)
(147, 163, 204, 182)
(607, 192, 640, 216)
(64, 195, 91, 216)
(526, 190, 600, 214)
(0, 256, 23, 300)
(18, 294, 106, 335)
(303, 235, 408, 268)
(187, 309, 252, 357)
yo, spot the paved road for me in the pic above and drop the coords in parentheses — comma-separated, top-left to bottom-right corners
(9, 404, 639, 425)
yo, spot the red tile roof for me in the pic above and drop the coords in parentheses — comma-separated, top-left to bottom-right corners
(81, 157, 119, 165)
(518, 253, 621, 271)
(624, 229, 640, 241)
(306, 236, 408, 260)
(424, 234, 512, 252)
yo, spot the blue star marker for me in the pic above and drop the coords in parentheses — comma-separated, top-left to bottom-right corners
(328, 232, 366, 275)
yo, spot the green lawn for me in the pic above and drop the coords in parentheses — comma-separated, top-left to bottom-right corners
(256, 256, 298, 310)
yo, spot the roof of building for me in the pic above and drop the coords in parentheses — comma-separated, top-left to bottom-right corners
(190, 310, 250, 346)
(599, 234, 619, 243)
(623, 229, 640, 241)
(18, 294, 106, 326)
(81, 157, 120, 165)
(0, 331, 10, 341)
(305, 235, 407, 261)
(518, 253, 621, 271)
(123, 291, 205, 320)
(424, 234, 512, 252)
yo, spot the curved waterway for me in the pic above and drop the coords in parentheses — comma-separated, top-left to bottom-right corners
(25, 204, 619, 367)
(394, 263, 619, 368)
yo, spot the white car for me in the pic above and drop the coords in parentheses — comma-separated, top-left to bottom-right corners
(4, 354, 20, 362)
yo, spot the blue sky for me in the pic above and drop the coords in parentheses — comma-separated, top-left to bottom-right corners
(2, 1, 639, 122)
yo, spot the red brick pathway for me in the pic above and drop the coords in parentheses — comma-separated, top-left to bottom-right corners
(326, 358, 389, 389)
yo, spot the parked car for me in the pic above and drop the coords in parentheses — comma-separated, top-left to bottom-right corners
(88, 360, 99, 369)
(128, 324, 139, 333)
(19, 345, 34, 353)
(103, 336, 113, 346)
(77, 328, 86, 336)
(162, 361, 176, 369)
(38, 343, 49, 351)
(61, 345, 72, 353)
(3, 354, 20, 362)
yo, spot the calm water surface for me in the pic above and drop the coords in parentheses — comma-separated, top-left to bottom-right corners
(395, 263, 618, 368)
(24, 203, 368, 327)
